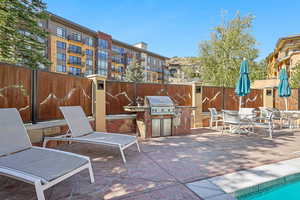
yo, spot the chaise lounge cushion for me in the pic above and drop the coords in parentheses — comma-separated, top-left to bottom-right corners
(0, 148, 88, 184)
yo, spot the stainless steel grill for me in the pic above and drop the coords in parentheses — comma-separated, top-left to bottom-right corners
(145, 96, 175, 116)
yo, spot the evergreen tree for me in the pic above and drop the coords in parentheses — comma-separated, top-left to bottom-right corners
(0, 0, 50, 69)
(198, 11, 259, 87)
(125, 58, 145, 82)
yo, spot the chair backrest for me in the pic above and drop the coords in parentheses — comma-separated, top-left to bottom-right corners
(208, 108, 218, 119)
(270, 107, 281, 118)
(0, 108, 32, 156)
(239, 108, 256, 119)
(60, 106, 94, 137)
(259, 107, 272, 118)
(222, 110, 240, 124)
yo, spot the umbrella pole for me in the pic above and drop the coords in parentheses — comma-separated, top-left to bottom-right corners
(239, 96, 242, 110)
(285, 97, 288, 111)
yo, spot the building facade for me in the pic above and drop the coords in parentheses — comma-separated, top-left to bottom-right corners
(166, 57, 201, 83)
(43, 12, 169, 83)
(267, 34, 300, 79)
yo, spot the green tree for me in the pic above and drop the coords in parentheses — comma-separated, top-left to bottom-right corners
(247, 59, 267, 83)
(199, 11, 259, 87)
(0, 0, 50, 69)
(125, 58, 145, 82)
(290, 62, 300, 88)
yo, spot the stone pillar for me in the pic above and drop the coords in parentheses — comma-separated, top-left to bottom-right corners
(263, 87, 275, 108)
(87, 74, 106, 132)
(192, 82, 203, 128)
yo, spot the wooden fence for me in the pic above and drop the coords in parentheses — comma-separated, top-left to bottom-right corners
(274, 89, 300, 110)
(0, 64, 32, 122)
(202, 86, 264, 112)
(0, 63, 93, 122)
(106, 81, 192, 115)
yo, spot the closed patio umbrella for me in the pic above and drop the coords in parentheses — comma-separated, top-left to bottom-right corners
(235, 59, 250, 110)
(278, 68, 291, 111)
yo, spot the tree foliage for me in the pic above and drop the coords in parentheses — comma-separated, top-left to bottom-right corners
(199, 11, 261, 87)
(125, 58, 145, 82)
(290, 62, 300, 88)
(0, 0, 50, 69)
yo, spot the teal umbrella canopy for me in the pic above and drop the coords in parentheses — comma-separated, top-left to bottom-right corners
(235, 60, 250, 97)
(278, 68, 291, 97)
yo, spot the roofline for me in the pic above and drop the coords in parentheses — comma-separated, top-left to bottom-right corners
(46, 11, 169, 59)
(112, 39, 168, 59)
(276, 34, 300, 48)
(46, 11, 97, 36)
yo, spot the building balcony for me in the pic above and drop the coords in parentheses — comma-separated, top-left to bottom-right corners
(67, 35, 83, 43)
(67, 49, 85, 56)
(67, 61, 85, 66)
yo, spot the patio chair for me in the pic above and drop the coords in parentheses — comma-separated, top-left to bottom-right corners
(0, 108, 94, 200)
(258, 107, 288, 128)
(221, 110, 253, 134)
(43, 106, 140, 163)
(208, 108, 223, 129)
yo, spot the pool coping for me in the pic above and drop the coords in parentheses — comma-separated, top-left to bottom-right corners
(186, 157, 300, 200)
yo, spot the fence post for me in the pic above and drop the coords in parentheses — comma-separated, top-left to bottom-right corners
(192, 82, 202, 128)
(87, 74, 106, 132)
(31, 69, 38, 123)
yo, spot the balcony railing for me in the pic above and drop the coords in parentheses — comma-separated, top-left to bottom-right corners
(67, 48, 83, 55)
(67, 35, 83, 43)
(68, 61, 85, 66)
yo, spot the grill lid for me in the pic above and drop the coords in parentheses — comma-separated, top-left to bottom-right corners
(145, 96, 174, 107)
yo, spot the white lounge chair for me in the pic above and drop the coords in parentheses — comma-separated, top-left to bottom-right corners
(0, 108, 94, 200)
(43, 106, 140, 163)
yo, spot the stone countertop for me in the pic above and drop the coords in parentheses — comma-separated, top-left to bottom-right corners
(25, 116, 95, 130)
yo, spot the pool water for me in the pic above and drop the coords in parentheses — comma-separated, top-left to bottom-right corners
(238, 179, 300, 200)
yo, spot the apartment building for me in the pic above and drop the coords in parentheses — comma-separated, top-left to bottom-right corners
(267, 34, 300, 78)
(42, 12, 168, 83)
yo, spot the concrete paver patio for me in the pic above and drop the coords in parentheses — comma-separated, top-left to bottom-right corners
(1, 128, 300, 200)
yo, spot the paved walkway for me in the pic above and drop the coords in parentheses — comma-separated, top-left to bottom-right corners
(1, 128, 300, 200)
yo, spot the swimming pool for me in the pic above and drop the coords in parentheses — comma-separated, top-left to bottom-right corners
(238, 178, 300, 200)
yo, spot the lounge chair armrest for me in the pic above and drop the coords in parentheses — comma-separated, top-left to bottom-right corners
(0, 166, 44, 185)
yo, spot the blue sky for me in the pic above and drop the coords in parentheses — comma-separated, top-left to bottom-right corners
(45, 0, 300, 60)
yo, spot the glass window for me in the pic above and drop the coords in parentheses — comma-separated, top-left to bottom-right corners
(57, 53, 66, 61)
(86, 59, 93, 66)
(86, 49, 93, 57)
(56, 65, 66, 72)
(69, 67, 81, 76)
(85, 37, 93, 46)
(71, 32, 81, 41)
(98, 39, 109, 49)
(68, 45, 81, 54)
(69, 56, 81, 65)
(56, 27, 66, 38)
(56, 41, 66, 49)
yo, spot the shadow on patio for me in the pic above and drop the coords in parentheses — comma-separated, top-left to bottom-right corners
(1, 128, 299, 200)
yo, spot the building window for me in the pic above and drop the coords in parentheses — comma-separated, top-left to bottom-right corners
(68, 45, 82, 54)
(98, 39, 109, 49)
(69, 56, 81, 65)
(86, 49, 93, 57)
(118, 66, 123, 73)
(56, 65, 66, 72)
(85, 37, 93, 46)
(71, 32, 81, 42)
(56, 27, 66, 38)
(57, 53, 66, 61)
(56, 41, 66, 49)
(69, 67, 81, 76)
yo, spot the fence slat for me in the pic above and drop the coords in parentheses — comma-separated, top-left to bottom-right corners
(0, 63, 32, 122)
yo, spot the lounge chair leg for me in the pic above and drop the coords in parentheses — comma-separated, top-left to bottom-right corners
(34, 181, 45, 200)
(119, 146, 126, 163)
(42, 139, 48, 148)
(136, 141, 141, 152)
(88, 161, 95, 184)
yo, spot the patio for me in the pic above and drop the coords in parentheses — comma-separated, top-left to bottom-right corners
(1, 128, 300, 200)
